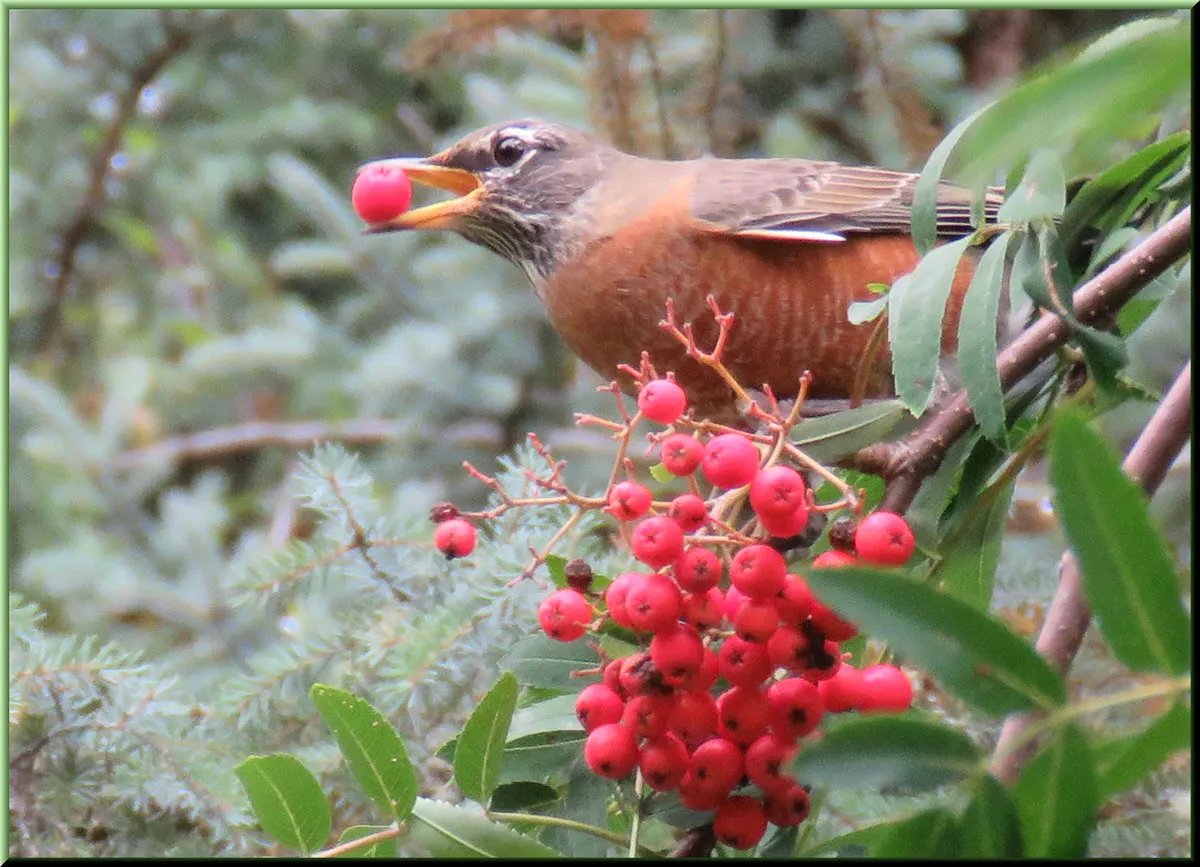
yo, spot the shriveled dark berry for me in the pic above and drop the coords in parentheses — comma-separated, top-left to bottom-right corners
(564, 558, 594, 593)
(429, 502, 460, 524)
(828, 515, 858, 552)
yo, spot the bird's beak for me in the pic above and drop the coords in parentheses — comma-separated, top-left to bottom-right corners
(356, 156, 482, 232)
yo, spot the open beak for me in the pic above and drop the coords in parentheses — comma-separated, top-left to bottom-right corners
(356, 157, 482, 232)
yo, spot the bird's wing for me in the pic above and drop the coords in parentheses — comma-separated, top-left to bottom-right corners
(688, 158, 1003, 242)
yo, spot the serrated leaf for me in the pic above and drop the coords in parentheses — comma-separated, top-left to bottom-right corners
(912, 103, 992, 255)
(804, 566, 1066, 714)
(455, 672, 518, 804)
(1012, 725, 1097, 858)
(310, 684, 417, 821)
(508, 693, 583, 741)
(873, 808, 961, 858)
(936, 475, 1016, 609)
(500, 633, 602, 690)
(235, 754, 331, 854)
(889, 237, 973, 414)
(1094, 701, 1191, 801)
(791, 714, 979, 790)
(960, 773, 1024, 857)
(408, 797, 562, 857)
(997, 150, 1067, 222)
(957, 233, 1012, 446)
(1049, 410, 1191, 674)
(334, 825, 398, 858)
(790, 399, 909, 462)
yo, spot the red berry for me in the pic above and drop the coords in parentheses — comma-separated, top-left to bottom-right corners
(638, 378, 688, 424)
(604, 573, 644, 630)
(630, 516, 685, 569)
(434, 518, 476, 559)
(809, 596, 858, 642)
(718, 635, 773, 687)
(722, 585, 748, 622)
(859, 664, 913, 712)
(717, 686, 772, 746)
(625, 573, 683, 633)
(749, 465, 809, 520)
(682, 587, 724, 632)
(744, 734, 797, 794)
(766, 624, 807, 671)
(575, 683, 625, 732)
(729, 544, 787, 600)
(668, 493, 709, 533)
(537, 589, 592, 642)
(661, 433, 704, 476)
(773, 575, 814, 624)
(687, 737, 744, 794)
(734, 600, 781, 644)
(669, 690, 718, 749)
(818, 662, 867, 713)
(650, 624, 705, 682)
(603, 660, 624, 696)
(714, 795, 768, 850)
(767, 677, 824, 740)
(607, 481, 652, 521)
(679, 774, 726, 812)
(583, 723, 638, 779)
(812, 549, 857, 568)
(854, 511, 916, 566)
(675, 546, 723, 593)
(701, 433, 760, 489)
(764, 783, 811, 827)
(622, 693, 674, 739)
(351, 163, 413, 223)
(618, 652, 655, 697)
(799, 638, 843, 682)
(759, 506, 811, 539)
(680, 646, 719, 693)
(639, 732, 690, 791)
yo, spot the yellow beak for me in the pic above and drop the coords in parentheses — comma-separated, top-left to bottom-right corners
(356, 157, 482, 232)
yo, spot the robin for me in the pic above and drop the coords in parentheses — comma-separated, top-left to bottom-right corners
(359, 119, 1002, 420)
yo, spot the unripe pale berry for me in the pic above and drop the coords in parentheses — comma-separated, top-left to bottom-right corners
(701, 433, 760, 489)
(351, 164, 413, 222)
(434, 518, 476, 559)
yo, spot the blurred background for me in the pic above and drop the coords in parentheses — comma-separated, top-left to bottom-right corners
(8, 8, 1190, 857)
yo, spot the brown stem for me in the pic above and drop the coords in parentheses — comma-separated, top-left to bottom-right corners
(879, 206, 1192, 514)
(989, 360, 1192, 785)
(38, 21, 194, 362)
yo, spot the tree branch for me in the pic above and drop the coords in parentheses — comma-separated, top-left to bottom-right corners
(989, 360, 1191, 784)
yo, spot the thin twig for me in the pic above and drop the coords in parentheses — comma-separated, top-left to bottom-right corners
(989, 360, 1192, 785)
(703, 10, 729, 156)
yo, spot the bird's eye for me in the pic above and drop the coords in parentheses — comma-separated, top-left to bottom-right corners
(493, 136, 529, 167)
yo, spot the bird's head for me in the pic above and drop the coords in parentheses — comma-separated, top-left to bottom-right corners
(359, 119, 610, 282)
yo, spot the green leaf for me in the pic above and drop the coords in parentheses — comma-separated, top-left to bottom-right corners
(889, 237, 973, 415)
(1094, 701, 1191, 801)
(804, 566, 1066, 714)
(508, 693, 583, 741)
(500, 633, 602, 690)
(309, 684, 418, 821)
(1060, 132, 1191, 250)
(1012, 725, 1098, 858)
(489, 781, 561, 813)
(998, 150, 1067, 222)
(936, 475, 1016, 609)
(912, 103, 992, 255)
(408, 797, 562, 858)
(498, 731, 587, 786)
(544, 765, 614, 857)
(790, 714, 979, 791)
(960, 774, 1024, 857)
(847, 293, 888, 325)
(454, 671, 519, 804)
(648, 462, 674, 484)
(789, 399, 910, 463)
(1049, 410, 1191, 674)
(234, 754, 331, 855)
(956, 233, 1012, 446)
(334, 825, 398, 858)
(873, 808, 961, 858)
(802, 818, 907, 856)
(953, 21, 1189, 184)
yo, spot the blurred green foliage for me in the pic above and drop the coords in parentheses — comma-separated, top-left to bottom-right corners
(7, 8, 1190, 857)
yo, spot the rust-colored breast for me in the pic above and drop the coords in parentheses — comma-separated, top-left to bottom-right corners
(542, 187, 974, 419)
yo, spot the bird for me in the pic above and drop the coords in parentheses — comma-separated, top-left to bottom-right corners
(358, 119, 1003, 421)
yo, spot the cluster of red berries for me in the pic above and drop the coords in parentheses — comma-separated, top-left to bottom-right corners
(530, 378, 918, 850)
